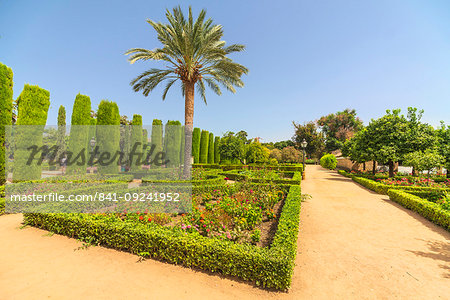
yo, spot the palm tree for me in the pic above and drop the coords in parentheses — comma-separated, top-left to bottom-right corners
(126, 6, 248, 177)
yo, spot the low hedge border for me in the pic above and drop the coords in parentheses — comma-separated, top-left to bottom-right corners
(351, 176, 450, 195)
(219, 171, 301, 186)
(23, 184, 302, 290)
(387, 190, 450, 231)
(0, 198, 4, 215)
(141, 174, 225, 186)
(193, 163, 303, 173)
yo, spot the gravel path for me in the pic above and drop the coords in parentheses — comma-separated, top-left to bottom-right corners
(0, 165, 448, 299)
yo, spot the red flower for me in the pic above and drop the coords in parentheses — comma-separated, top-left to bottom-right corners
(148, 218, 152, 222)
(139, 216, 144, 221)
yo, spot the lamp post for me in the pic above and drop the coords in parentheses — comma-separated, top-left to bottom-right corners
(301, 139, 307, 179)
(89, 137, 96, 173)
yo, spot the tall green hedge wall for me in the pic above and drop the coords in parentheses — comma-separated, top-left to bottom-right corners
(14, 84, 50, 180)
(208, 132, 214, 164)
(0, 63, 13, 184)
(130, 114, 143, 172)
(151, 119, 163, 167)
(192, 127, 201, 164)
(214, 136, 220, 164)
(199, 130, 209, 164)
(96, 100, 120, 174)
(67, 94, 91, 174)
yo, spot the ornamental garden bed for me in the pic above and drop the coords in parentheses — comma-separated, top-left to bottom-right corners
(17, 169, 302, 290)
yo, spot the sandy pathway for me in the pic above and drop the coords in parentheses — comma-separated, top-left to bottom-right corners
(0, 165, 449, 299)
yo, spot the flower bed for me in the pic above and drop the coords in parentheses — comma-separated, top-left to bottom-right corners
(23, 183, 302, 290)
(387, 190, 450, 231)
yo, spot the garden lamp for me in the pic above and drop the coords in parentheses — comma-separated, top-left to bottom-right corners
(301, 139, 307, 173)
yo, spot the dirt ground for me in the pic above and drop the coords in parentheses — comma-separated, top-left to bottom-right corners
(0, 165, 449, 299)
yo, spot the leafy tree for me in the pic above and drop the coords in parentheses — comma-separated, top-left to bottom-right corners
(192, 127, 201, 163)
(342, 128, 378, 174)
(208, 132, 214, 163)
(292, 121, 325, 158)
(364, 109, 410, 177)
(126, 6, 248, 177)
(236, 130, 250, 144)
(214, 136, 220, 163)
(245, 142, 269, 163)
(96, 100, 120, 174)
(218, 132, 245, 164)
(281, 146, 302, 163)
(436, 122, 450, 177)
(130, 114, 143, 171)
(317, 108, 363, 152)
(199, 130, 209, 164)
(269, 148, 282, 162)
(403, 149, 444, 180)
(151, 119, 163, 167)
(273, 140, 295, 150)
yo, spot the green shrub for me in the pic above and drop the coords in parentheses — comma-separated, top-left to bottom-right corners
(13, 84, 50, 181)
(352, 176, 450, 195)
(199, 130, 209, 164)
(250, 228, 261, 244)
(96, 100, 120, 174)
(208, 132, 214, 164)
(388, 190, 450, 231)
(192, 127, 201, 163)
(67, 94, 91, 175)
(246, 142, 270, 164)
(320, 154, 337, 170)
(0, 63, 13, 184)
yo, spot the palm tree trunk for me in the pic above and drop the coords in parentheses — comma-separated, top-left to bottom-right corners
(182, 81, 195, 179)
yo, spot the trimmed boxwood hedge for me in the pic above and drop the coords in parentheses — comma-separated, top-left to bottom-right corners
(208, 132, 214, 164)
(214, 136, 220, 164)
(388, 190, 449, 231)
(219, 170, 301, 186)
(351, 176, 450, 195)
(23, 184, 302, 290)
(192, 163, 303, 173)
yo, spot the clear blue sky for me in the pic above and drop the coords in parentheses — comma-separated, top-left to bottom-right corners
(1, 0, 449, 142)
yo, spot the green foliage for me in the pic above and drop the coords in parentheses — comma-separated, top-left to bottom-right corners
(272, 140, 295, 150)
(214, 136, 220, 164)
(317, 108, 363, 151)
(218, 132, 245, 164)
(125, 6, 248, 103)
(67, 94, 91, 175)
(192, 127, 201, 163)
(437, 122, 450, 174)
(56, 105, 66, 160)
(403, 150, 444, 175)
(130, 114, 143, 171)
(250, 229, 261, 244)
(281, 146, 302, 163)
(270, 149, 282, 162)
(0, 63, 13, 184)
(14, 84, 50, 180)
(199, 130, 209, 164)
(292, 121, 325, 158)
(151, 119, 163, 167)
(180, 126, 185, 165)
(164, 120, 182, 167)
(320, 154, 337, 170)
(388, 190, 450, 231)
(96, 100, 120, 174)
(207, 132, 214, 164)
(246, 142, 270, 163)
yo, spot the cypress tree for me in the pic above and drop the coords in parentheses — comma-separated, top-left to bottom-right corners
(14, 84, 50, 180)
(56, 105, 66, 162)
(151, 119, 163, 167)
(67, 94, 91, 175)
(180, 125, 185, 165)
(0, 63, 13, 184)
(96, 100, 120, 174)
(130, 114, 143, 172)
(165, 120, 182, 167)
(199, 130, 209, 164)
(208, 132, 214, 163)
(214, 136, 221, 164)
(192, 127, 201, 163)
